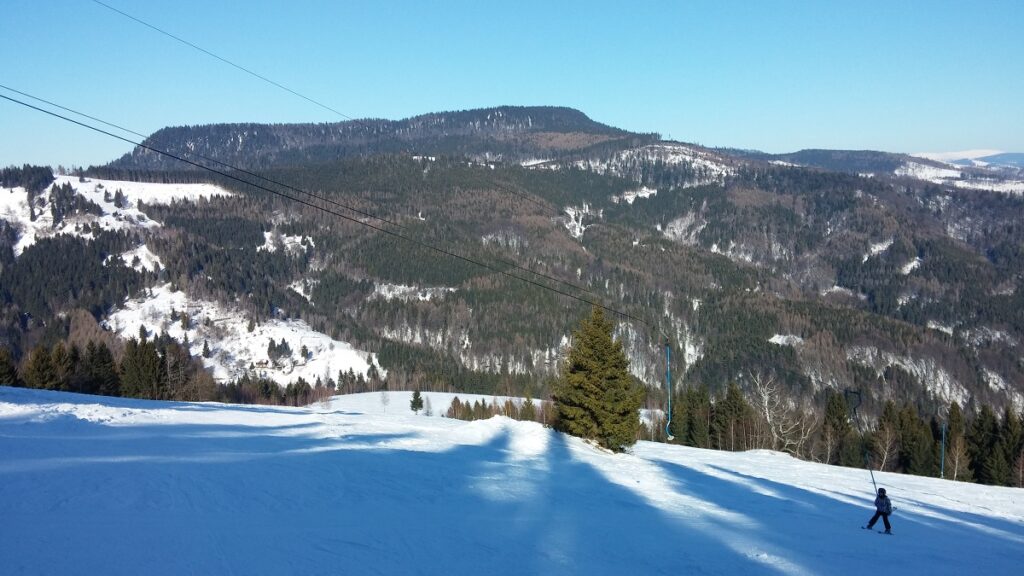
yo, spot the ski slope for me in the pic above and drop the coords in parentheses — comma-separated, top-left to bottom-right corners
(1, 387, 1022, 575)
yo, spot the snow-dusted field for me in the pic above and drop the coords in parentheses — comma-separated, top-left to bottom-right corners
(1, 387, 1022, 575)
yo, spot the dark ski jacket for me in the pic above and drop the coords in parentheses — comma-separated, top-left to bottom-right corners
(874, 495, 892, 514)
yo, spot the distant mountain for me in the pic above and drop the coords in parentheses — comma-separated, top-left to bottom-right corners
(103, 106, 657, 172)
(4, 108, 1024, 422)
(974, 152, 1024, 169)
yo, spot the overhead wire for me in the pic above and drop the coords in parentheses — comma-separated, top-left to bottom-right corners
(87, 1, 575, 235)
(0, 91, 648, 327)
(0, 82, 600, 299)
(89, 0, 366, 126)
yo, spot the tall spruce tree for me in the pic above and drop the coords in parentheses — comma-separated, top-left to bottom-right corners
(685, 385, 712, 448)
(22, 345, 56, 390)
(410, 389, 424, 414)
(822, 391, 851, 465)
(0, 347, 19, 387)
(553, 307, 643, 452)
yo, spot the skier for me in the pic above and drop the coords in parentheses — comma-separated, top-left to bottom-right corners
(864, 488, 893, 534)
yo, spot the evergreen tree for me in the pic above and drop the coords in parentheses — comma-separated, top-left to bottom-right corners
(668, 391, 687, 443)
(898, 403, 936, 476)
(0, 347, 19, 387)
(89, 342, 120, 397)
(120, 338, 165, 399)
(552, 307, 643, 452)
(202, 340, 211, 358)
(944, 401, 973, 482)
(410, 389, 424, 414)
(821, 391, 851, 465)
(51, 342, 73, 392)
(685, 385, 712, 448)
(969, 405, 1000, 484)
(22, 345, 56, 390)
(712, 382, 753, 451)
(520, 394, 537, 422)
(1000, 408, 1023, 483)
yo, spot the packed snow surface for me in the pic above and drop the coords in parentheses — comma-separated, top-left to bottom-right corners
(2, 387, 1022, 576)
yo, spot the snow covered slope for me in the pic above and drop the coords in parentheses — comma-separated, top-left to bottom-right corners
(0, 176, 232, 256)
(2, 387, 1021, 576)
(104, 284, 379, 385)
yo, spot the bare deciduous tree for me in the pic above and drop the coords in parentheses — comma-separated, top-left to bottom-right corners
(751, 372, 816, 456)
(873, 422, 899, 472)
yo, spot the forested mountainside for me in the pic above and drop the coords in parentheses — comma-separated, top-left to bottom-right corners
(105, 106, 656, 172)
(2, 107, 1023, 422)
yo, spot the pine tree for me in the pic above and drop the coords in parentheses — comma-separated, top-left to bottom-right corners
(969, 405, 1000, 484)
(944, 402, 972, 482)
(1000, 407, 1023, 484)
(520, 394, 537, 422)
(202, 340, 211, 358)
(553, 307, 643, 452)
(22, 345, 56, 389)
(821, 391, 851, 465)
(712, 382, 753, 451)
(0, 347, 19, 387)
(84, 341, 119, 397)
(685, 385, 711, 448)
(410, 389, 424, 414)
(668, 390, 687, 443)
(51, 342, 73, 392)
(898, 404, 936, 476)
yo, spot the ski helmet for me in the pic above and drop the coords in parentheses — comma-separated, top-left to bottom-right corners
(878, 488, 886, 495)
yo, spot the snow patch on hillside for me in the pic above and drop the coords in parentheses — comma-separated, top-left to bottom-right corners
(962, 327, 1018, 348)
(57, 175, 231, 206)
(257, 230, 313, 255)
(481, 229, 528, 251)
(288, 279, 317, 303)
(519, 158, 551, 167)
(847, 346, 967, 406)
(571, 144, 734, 188)
(895, 162, 962, 182)
(561, 203, 602, 239)
(862, 238, 893, 262)
(927, 321, 955, 336)
(372, 283, 455, 302)
(663, 212, 706, 246)
(611, 186, 658, 205)
(952, 179, 1024, 194)
(0, 177, 232, 257)
(901, 257, 922, 275)
(710, 241, 755, 264)
(769, 334, 803, 347)
(104, 284, 378, 385)
(116, 244, 163, 272)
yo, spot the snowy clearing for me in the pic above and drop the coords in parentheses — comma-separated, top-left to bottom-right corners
(104, 284, 378, 384)
(0, 176, 232, 257)
(1, 387, 1022, 576)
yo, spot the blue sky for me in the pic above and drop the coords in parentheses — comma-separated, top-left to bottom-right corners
(2, 0, 1022, 167)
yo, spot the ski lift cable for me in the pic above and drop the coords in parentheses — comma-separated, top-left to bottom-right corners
(83, 0, 598, 293)
(0, 91, 647, 327)
(0, 83, 600, 301)
(844, 388, 879, 495)
(89, 0, 365, 127)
